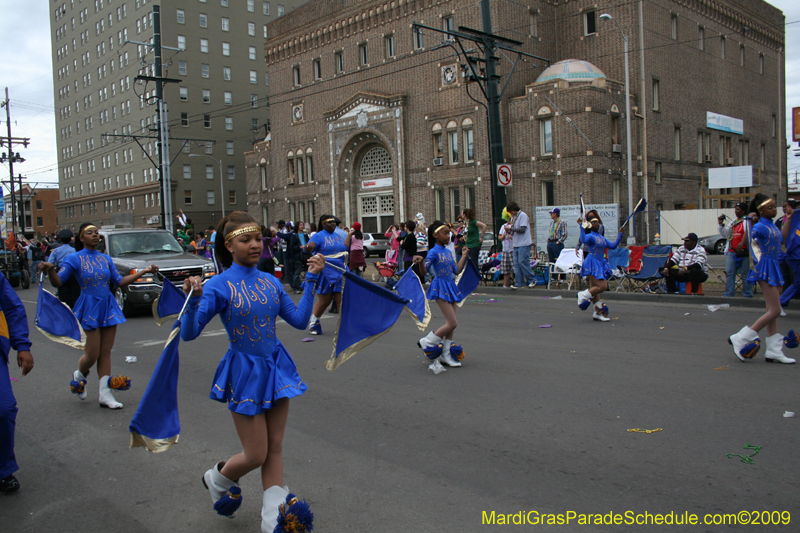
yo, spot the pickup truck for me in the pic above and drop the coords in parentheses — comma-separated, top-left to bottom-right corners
(97, 228, 215, 316)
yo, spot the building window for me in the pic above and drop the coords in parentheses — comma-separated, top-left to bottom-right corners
(443, 15, 454, 33)
(249, 46, 256, 60)
(203, 115, 211, 128)
(179, 87, 188, 100)
(292, 65, 300, 86)
(671, 14, 678, 40)
(227, 165, 235, 180)
(335, 51, 344, 73)
(278, 4, 284, 16)
(181, 112, 188, 126)
(584, 10, 596, 36)
(698, 26, 704, 51)
(463, 118, 474, 162)
(542, 181, 554, 206)
(740, 44, 745, 66)
(413, 26, 423, 49)
(223, 66, 231, 81)
(202, 89, 211, 103)
(247, 0, 254, 12)
(177, 35, 186, 50)
(229, 190, 236, 204)
(222, 42, 230, 56)
(652, 79, 660, 111)
(221, 17, 229, 31)
(183, 164, 191, 179)
(250, 70, 257, 84)
(248, 23, 256, 36)
(307, 154, 314, 182)
(201, 63, 209, 78)
(207, 191, 215, 205)
(200, 38, 208, 53)
(465, 186, 476, 210)
(759, 53, 764, 75)
(384, 34, 395, 59)
(674, 127, 681, 160)
(227, 141, 235, 155)
(178, 61, 187, 75)
(720, 36, 726, 59)
(251, 118, 259, 131)
(260, 165, 267, 189)
(176, 9, 184, 24)
(772, 114, 777, 138)
(432, 123, 443, 159)
(199, 13, 207, 28)
(224, 91, 232, 105)
(263, 2, 270, 15)
(263, 25, 268, 39)
(184, 190, 192, 205)
(36, 200, 42, 210)
(612, 178, 620, 204)
(530, 10, 538, 38)
(655, 162, 662, 184)
(447, 122, 459, 164)
(435, 189, 446, 221)
(761, 143, 766, 169)
(206, 165, 214, 180)
(251, 94, 259, 108)
(313, 59, 322, 80)
(225, 116, 233, 130)
(359, 43, 368, 66)
(297, 155, 304, 183)
(450, 187, 461, 221)
(539, 118, 553, 155)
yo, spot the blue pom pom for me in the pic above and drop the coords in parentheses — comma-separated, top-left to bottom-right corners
(740, 339, 760, 359)
(422, 343, 443, 361)
(784, 330, 799, 349)
(213, 486, 242, 517)
(578, 300, 591, 311)
(450, 344, 465, 362)
(275, 493, 314, 533)
(70, 379, 86, 395)
(596, 304, 609, 318)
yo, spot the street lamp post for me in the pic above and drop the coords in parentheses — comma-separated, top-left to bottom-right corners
(189, 154, 225, 218)
(600, 13, 635, 245)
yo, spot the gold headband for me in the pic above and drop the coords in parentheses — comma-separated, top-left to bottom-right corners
(225, 225, 262, 242)
(433, 224, 448, 235)
(80, 225, 98, 238)
(758, 199, 773, 210)
(322, 217, 336, 224)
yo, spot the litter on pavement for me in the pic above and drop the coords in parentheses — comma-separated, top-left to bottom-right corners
(125, 356, 137, 363)
(707, 304, 730, 312)
(784, 411, 795, 418)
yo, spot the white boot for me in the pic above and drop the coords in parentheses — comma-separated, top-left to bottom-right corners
(261, 485, 289, 533)
(728, 326, 761, 361)
(98, 376, 123, 409)
(203, 462, 242, 517)
(439, 339, 461, 367)
(592, 302, 610, 322)
(71, 370, 88, 400)
(765, 334, 796, 364)
(577, 290, 592, 310)
(417, 331, 443, 361)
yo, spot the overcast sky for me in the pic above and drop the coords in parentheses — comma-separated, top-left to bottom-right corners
(1, 0, 797, 188)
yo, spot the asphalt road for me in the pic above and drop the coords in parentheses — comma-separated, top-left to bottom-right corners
(3, 282, 798, 532)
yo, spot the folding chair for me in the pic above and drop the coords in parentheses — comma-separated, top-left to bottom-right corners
(623, 245, 672, 293)
(606, 247, 631, 292)
(548, 249, 583, 290)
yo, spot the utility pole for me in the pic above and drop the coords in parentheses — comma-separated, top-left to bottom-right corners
(0, 88, 30, 238)
(413, 1, 548, 244)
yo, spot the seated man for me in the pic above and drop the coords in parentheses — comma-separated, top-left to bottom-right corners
(661, 233, 708, 294)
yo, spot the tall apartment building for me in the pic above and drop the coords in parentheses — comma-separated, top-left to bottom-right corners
(245, 0, 785, 244)
(49, 0, 307, 234)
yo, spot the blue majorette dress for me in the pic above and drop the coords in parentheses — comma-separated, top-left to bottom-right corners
(308, 229, 348, 294)
(180, 262, 319, 416)
(57, 249, 126, 331)
(747, 217, 783, 287)
(424, 244, 462, 302)
(578, 228, 623, 280)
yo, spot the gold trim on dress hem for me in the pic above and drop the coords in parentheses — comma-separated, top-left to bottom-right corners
(129, 431, 179, 453)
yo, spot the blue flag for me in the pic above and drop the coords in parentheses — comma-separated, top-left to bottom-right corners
(394, 268, 431, 332)
(455, 258, 481, 308)
(327, 271, 410, 371)
(153, 278, 186, 326)
(35, 283, 85, 350)
(130, 322, 181, 453)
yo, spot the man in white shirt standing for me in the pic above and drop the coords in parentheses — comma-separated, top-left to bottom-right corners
(504, 201, 537, 288)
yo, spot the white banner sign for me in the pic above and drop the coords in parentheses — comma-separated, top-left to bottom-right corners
(362, 177, 392, 189)
(707, 166, 753, 189)
(707, 111, 744, 135)
(534, 203, 619, 252)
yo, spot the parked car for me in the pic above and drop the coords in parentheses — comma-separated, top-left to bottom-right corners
(97, 228, 216, 316)
(363, 233, 390, 258)
(481, 231, 496, 253)
(698, 234, 726, 255)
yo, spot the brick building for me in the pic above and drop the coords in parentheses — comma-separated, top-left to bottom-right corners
(3, 186, 61, 238)
(245, 0, 785, 242)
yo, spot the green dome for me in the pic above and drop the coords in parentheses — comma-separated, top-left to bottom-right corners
(536, 59, 606, 83)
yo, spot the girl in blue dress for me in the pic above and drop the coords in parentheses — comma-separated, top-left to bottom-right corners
(181, 211, 322, 531)
(302, 214, 350, 335)
(416, 220, 468, 367)
(729, 194, 796, 364)
(39, 223, 158, 409)
(575, 214, 624, 322)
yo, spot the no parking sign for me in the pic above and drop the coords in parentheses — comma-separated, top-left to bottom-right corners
(497, 164, 512, 187)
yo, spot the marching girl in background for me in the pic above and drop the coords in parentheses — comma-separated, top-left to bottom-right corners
(416, 220, 468, 367)
(729, 194, 796, 364)
(575, 213, 624, 322)
(348, 222, 367, 277)
(302, 214, 351, 335)
(39, 223, 159, 408)
(181, 211, 322, 531)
